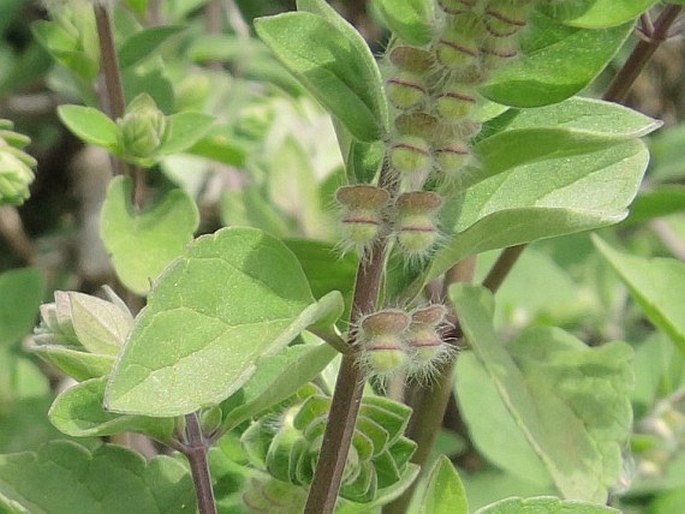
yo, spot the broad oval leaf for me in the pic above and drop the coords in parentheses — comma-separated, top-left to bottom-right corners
(594, 236, 685, 352)
(479, 11, 633, 107)
(428, 140, 649, 281)
(451, 284, 634, 504)
(100, 176, 200, 295)
(49, 377, 175, 440)
(419, 455, 468, 514)
(0, 441, 195, 514)
(372, 0, 434, 46)
(546, 0, 657, 28)
(57, 105, 119, 153)
(255, 11, 386, 142)
(105, 227, 333, 417)
(475, 496, 619, 514)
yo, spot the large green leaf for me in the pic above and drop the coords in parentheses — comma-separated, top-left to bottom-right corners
(479, 11, 633, 107)
(105, 227, 338, 417)
(0, 441, 195, 514)
(49, 377, 175, 440)
(475, 496, 619, 514)
(372, 0, 434, 45)
(100, 176, 200, 295)
(428, 140, 649, 280)
(545, 0, 657, 28)
(0, 268, 43, 347)
(419, 455, 468, 514)
(593, 236, 685, 352)
(255, 9, 386, 142)
(450, 284, 633, 503)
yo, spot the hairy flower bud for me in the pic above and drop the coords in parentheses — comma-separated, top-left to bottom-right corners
(437, 0, 477, 15)
(434, 33, 479, 72)
(434, 143, 471, 175)
(358, 309, 412, 376)
(388, 45, 435, 74)
(480, 36, 519, 69)
(436, 84, 477, 121)
(484, 1, 529, 38)
(394, 191, 442, 257)
(336, 185, 390, 249)
(386, 72, 428, 110)
(117, 93, 168, 163)
(389, 136, 432, 175)
(405, 305, 455, 379)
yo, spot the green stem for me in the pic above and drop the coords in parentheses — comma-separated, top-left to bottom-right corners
(183, 412, 217, 514)
(305, 164, 397, 514)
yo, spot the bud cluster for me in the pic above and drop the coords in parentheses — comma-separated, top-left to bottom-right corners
(357, 304, 454, 382)
(117, 93, 169, 167)
(0, 120, 37, 206)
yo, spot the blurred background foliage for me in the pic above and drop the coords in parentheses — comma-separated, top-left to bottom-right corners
(2, 1, 685, 513)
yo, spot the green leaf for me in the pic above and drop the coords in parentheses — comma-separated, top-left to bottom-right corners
(105, 227, 334, 417)
(0, 441, 195, 514)
(420, 455, 468, 514)
(221, 341, 338, 430)
(626, 185, 685, 224)
(255, 10, 386, 142)
(159, 112, 215, 156)
(31, 21, 99, 80)
(428, 140, 649, 281)
(479, 11, 633, 107)
(67, 292, 133, 356)
(451, 284, 633, 503)
(49, 377, 175, 440)
(221, 186, 292, 238)
(593, 236, 685, 352)
(475, 496, 619, 514)
(371, 0, 434, 45)
(0, 268, 43, 347)
(545, 0, 657, 28)
(100, 176, 200, 295)
(118, 26, 185, 69)
(57, 105, 119, 153)
(26, 344, 115, 381)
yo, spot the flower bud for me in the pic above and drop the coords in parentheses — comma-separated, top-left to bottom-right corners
(389, 136, 432, 175)
(394, 112, 442, 142)
(388, 46, 435, 74)
(394, 191, 442, 256)
(437, 0, 477, 15)
(117, 93, 168, 164)
(336, 185, 390, 248)
(386, 72, 428, 110)
(358, 309, 412, 376)
(0, 122, 37, 206)
(434, 143, 471, 175)
(436, 85, 477, 121)
(405, 305, 455, 379)
(434, 33, 479, 72)
(485, 1, 528, 38)
(480, 36, 519, 69)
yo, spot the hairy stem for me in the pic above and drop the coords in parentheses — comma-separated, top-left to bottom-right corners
(305, 164, 397, 514)
(604, 5, 682, 103)
(183, 413, 217, 514)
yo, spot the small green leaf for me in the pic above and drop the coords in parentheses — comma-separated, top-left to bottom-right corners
(105, 227, 329, 417)
(546, 0, 658, 29)
(49, 377, 175, 440)
(221, 341, 338, 431)
(118, 26, 185, 69)
(420, 455, 468, 514)
(480, 11, 633, 107)
(159, 112, 215, 156)
(255, 10, 386, 142)
(27, 344, 115, 381)
(0, 268, 43, 347)
(0, 441, 195, 514)
(372, 0, 434, 46)
(100, 176, 200, 295)
(475, 496, 619, 513)
(57, 105, 119, 153)
(451, 284, 633, 503)
(594, 236, 685, 352)
(68, 292, 133, 356)
(625, 185, 685, 224)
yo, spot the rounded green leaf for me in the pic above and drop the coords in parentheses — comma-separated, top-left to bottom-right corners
(100, 176, 200, 295)
(105, 227, 323, 417)
(475, 496, 619, 514)
(546, 0, 657, 28)
(57, 105, 119, 153)
(255, 11, 386, 142)
(0, 268, 43, 347)
(479, 12, 633, 107)
(420, 455, 468, 514)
